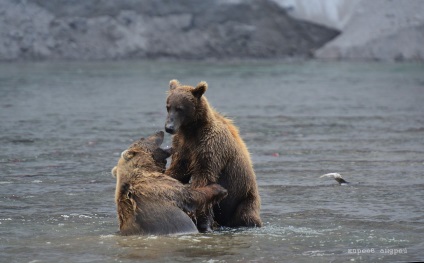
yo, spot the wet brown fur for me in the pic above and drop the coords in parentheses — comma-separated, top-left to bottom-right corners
(112, 132, 228, 235)
(165, 80, 262, 228)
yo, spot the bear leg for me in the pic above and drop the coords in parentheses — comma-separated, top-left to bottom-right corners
(228, 195, 262, 227)
(195, 209, 214, 233)
(187, 184, 228, 232)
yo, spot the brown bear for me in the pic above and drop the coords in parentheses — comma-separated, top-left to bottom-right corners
(111, 131, 228, 235)
(164, 80, 262, 231)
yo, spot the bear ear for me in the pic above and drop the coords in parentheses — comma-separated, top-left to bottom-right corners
(169, 79, 180, 90)
(122, 150, 136, 161)
(192, 81, 208, 99)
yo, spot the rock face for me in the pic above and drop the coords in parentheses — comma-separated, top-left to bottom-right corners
(0, 0, 339, 60)
(273, 0, 361, 30)
(315, 0, 424, 61)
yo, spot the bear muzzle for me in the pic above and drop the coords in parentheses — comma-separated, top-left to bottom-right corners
(165, 124, 175, 134)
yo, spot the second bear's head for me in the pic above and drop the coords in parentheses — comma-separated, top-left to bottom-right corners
(111, 131, 171, 180)
(165, 79, 208, 135)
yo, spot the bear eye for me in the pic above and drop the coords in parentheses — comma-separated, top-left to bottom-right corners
(176, 106, 183, 112)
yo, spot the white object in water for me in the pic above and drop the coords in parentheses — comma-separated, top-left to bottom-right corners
(320, 173, 350, 185)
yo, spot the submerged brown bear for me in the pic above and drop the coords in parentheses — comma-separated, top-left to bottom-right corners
(165, 80, 262, 231)
(111, 131, 227, 235)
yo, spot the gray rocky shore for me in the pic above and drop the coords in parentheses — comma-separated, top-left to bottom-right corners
(0, 0, 339, 61)
(1, 0, 423, 61)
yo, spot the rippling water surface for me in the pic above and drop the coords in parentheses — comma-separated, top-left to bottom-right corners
(1, 60, 423, 262)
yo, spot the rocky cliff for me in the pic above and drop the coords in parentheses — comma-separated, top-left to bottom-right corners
(0, 0, 339, 60)
(315, 0, 424, 61)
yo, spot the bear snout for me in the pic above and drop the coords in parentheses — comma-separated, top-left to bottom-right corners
(165, 124, 175, 134)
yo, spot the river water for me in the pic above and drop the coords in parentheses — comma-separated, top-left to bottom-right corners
(0, 60, 423, 262)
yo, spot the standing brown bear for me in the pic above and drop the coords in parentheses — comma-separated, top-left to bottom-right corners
(112, 131, 228, 235)
(165, 79, 262, 231)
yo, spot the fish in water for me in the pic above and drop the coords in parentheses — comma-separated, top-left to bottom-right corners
(320, 173, 350, 185)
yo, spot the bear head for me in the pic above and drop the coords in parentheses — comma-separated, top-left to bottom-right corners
(111, 131, 171, 183)
(165, 79, 208, 134)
